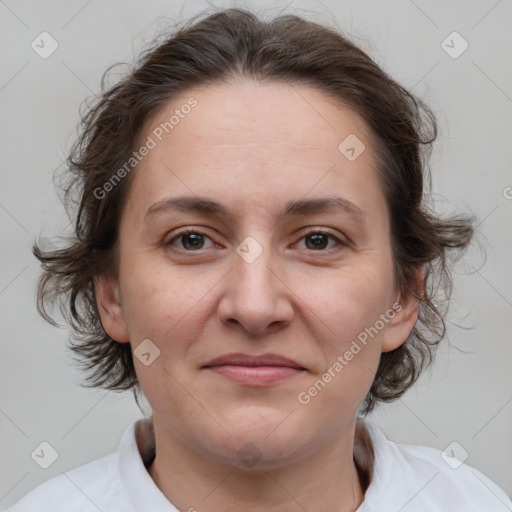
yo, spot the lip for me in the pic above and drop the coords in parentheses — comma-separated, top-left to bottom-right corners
(203, 352, 305, 369)
(202, 352, 306, 386)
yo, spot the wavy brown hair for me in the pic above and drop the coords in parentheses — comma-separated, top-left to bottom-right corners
(33, 7, 474, 415)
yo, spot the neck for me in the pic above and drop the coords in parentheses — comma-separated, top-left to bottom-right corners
(146, 414, 372, 512)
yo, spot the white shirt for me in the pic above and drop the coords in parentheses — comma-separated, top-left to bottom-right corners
(6, 417, 512, 511)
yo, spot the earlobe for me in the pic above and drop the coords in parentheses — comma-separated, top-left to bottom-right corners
(381, 295, 420, 352)
(381, 267, 425, 353)
(95, 275, 130, 343)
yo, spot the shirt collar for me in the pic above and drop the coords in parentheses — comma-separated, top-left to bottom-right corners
(117, 415, 178, 511)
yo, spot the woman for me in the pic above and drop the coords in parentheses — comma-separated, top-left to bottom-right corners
(8, 7, 511, 511)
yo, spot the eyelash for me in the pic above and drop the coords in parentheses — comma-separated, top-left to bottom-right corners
(165, 228, 347, 253)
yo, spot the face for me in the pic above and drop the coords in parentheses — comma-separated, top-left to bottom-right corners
(97, 79, 418, 468)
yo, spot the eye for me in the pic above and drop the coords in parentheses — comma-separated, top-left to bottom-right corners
(296, 229, 345, 251)
(165, 228, 346, 253)
(166, 229, 216, 251)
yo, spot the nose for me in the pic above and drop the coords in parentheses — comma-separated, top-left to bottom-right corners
(217, 236, 294, 336)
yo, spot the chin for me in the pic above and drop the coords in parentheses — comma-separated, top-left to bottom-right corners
(205, 414, 318, 469)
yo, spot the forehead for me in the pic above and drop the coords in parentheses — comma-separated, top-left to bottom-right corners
(142, 79, 372, 158)
(128, 79, 385, 222)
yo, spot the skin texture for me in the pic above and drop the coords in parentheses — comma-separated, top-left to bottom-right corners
(96, 79, 421, 512)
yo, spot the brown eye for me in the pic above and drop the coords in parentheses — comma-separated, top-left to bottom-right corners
(167, 230, 214, 251)
(304, 233, 330, 250)
(298, 230, 344, 251)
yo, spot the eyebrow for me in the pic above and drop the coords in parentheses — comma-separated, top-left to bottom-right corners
(144, 195, 366, 222)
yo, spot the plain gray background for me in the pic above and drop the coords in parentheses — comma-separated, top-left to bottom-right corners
(1, 0, 511, 508)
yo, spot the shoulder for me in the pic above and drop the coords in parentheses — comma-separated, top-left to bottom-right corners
(397, 442, 512, 510)
(361, 421, 512, 512)
(4, 452, 130, 512)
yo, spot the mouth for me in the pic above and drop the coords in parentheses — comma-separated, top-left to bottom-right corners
(202, 352, 307, 386)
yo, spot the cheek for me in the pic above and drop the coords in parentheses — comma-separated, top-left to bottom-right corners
(296, 268, 388, 412)
(118, 260, 173, 337)
(300, 260, 394, 405)
(306, 261, 393, 336)
(119, 257, 220, 344)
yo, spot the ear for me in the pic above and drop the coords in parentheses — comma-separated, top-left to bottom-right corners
(94, 274, 130, 343)
(381, 266, 425, 353)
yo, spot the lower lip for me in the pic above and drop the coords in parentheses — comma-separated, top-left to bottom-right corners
(205, 365, 305, 385)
